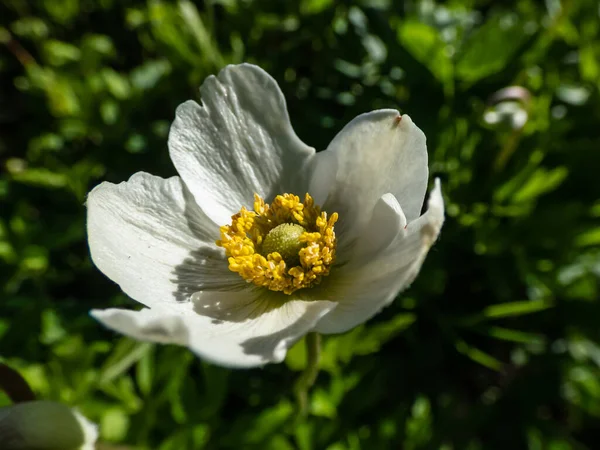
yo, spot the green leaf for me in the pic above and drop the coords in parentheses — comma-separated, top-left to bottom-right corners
(100, 407, 130, 442)
(179, 0, 224, 67)
(485, 326, 545, 345)
(285, 336, 308, 371)
(20, 245, 49, 272)
(40, 309, 66, 345)
(43, 40, 81, 66)
(352, 313, 416, 355)
(310, 388, 337, 418)
(136, 346, 154, 396)
(81, 34, 115, 57)
(575, 228, 600, 247)
(225, 401, 294, 445)
(198, 362, 229, 418)
(43, 0, 80, 24)
(98, 339, 153, 385)
(455, 340, 503, 371)
(102, 68, 131, 99)
(10, 167, 68, 189)
(318, 313, 416, 372)
(11, 17, 50, 39)
(494, 151, 568, 205)
(130, 59, 172, 91)
(483, 300, 553, 319)
(300, 0, 333, 15)
(158, 425, 210, 450)
(405, 396, 433, 449)
(579, 44, 600, 82)
(456, 14, 528, 83)
(397, 20, 453, 86)
(512, 167, 568, 203)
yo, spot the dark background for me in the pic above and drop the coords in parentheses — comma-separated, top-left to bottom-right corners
(1, 0, 599, 448)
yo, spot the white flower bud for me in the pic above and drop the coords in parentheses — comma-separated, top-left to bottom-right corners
(0, 401, 98, 450)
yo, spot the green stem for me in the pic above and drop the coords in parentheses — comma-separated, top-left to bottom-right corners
(493, 126, 524, 172)
(293, 332, 321, 418)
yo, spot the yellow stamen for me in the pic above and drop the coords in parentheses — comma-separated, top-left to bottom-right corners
(216, 193, 338, 295)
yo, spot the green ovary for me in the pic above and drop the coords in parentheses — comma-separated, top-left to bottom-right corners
(261, 223, 307, 267)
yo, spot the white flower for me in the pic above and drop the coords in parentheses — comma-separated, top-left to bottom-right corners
(0, 401, 98, 450)
(87, 63, 444, 368)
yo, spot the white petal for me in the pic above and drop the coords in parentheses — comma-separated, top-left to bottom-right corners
(351, 193, 407, 262)
(71, 410, 98, 450)
(91, 292, 335, 368)
(168, 63, 315, 226)
(310, 111, 428, 247)
(86, 172, 244, 310)
(314, 180, 444, 334)
(307, 147, 337, 206)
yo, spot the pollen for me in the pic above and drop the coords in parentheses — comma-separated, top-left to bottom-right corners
(216, 193, 338, 295)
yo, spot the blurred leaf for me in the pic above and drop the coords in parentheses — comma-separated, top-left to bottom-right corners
(495, 152, 567, 205)
(9, 167, 68, 189)
(179, 0, 224, 67)
(136, 346, 154, 397)
(98, 340, 152, 386)
(223, 401, 294, 445)
(43, 40, 81, 66)
(305, 313, 417, 373)
(300, 0, 333, 15)
(102, 69, 131, 100)
(456, 14, 528, 83)
(148, 1, 196, 65)
(43, 0, 80, 24)
(130, 59, 172, 91)
(311, 388, 337, 418)
(26, 66, 81, 117)
(575, 228, 600, 247)
(158, 424, 210, 450)
(11, 17, 50, 39)
(40, 309, 66, 345)
(484, 326, 545, 345)
(198, 362, 229, 418)
(100, 99, 120, 125)
(405, 396, 432, 450)
(81, 34, 115, 57)
(456, 340, 503, 371)
(512, 167, 568, 203)
(397, 20, 453, 86)
(483, 300, 553, 319)
(579, 44, 599, 82)
(101, 407, 130, 442)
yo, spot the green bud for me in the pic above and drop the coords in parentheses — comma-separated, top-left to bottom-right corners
(0, 401, 97, 450)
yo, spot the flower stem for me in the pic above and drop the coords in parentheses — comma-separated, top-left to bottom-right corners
(293, 332, 321, 418)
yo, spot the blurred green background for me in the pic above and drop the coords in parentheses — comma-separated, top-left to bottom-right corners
(1, 0, 599, 448)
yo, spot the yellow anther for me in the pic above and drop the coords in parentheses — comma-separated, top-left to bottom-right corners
(216, 193, 338, 295)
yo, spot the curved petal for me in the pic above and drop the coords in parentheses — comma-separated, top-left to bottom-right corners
(91, 292, 335, 368)
(350, 193, 407, 263)
(86, 172, 244, 310)
(310, 111, 428, 248)
(314, 180, 444, 334)
(168, 63, 315, 226)
(72, 409, 98, 450)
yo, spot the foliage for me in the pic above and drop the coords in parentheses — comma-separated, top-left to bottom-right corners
(1, 0, 600, 448)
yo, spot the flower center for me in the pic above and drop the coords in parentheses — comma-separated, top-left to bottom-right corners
(216, 193, 338, 295)
(261, 223, 307, 267)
